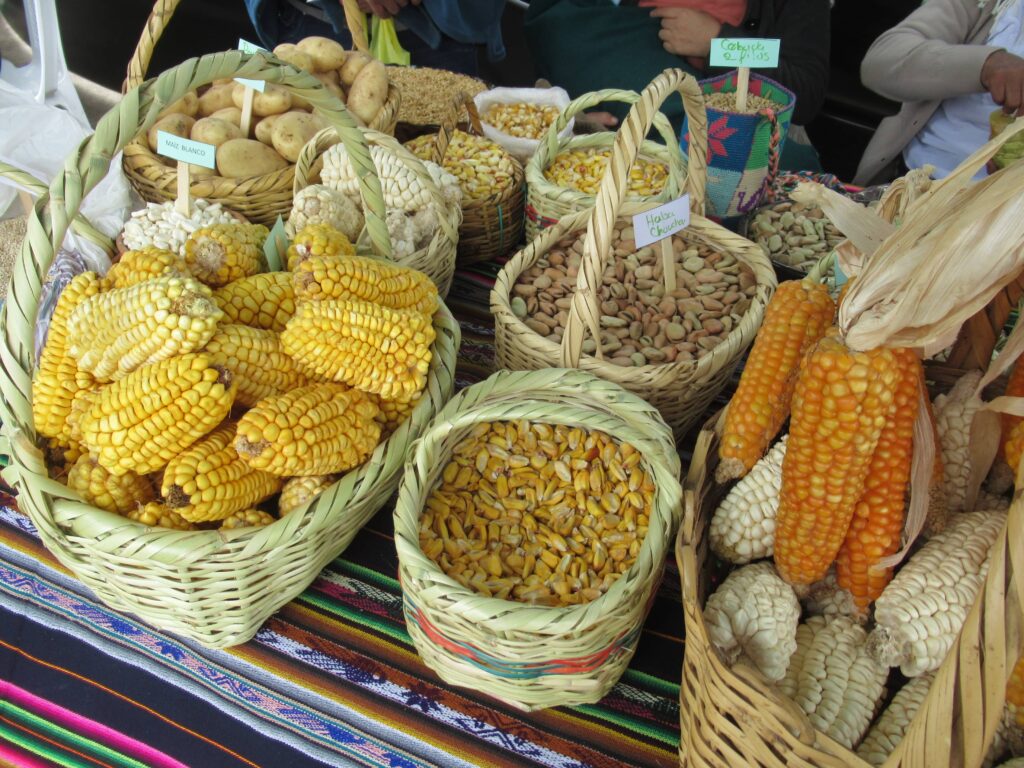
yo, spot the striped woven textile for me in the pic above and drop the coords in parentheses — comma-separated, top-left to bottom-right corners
(0, 262, 736, 768)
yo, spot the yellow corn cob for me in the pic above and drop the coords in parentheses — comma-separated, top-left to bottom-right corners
(279, 475, 336, 516)
(235, 383, 380, 476)
(718, 280, 835, 482)
(67, 275, 223, 381)
(285, 223, 355, 272)
(203, 324, 309, 408)
(44, 437, 85, 479)
(101, 247, 188, 290)
(836, 349, 920, 610)
(162, 423, 282, 523)
(292, 254, 438, 315)
(66, 455, 155, 514)
(282, 299, 435, 403)
(773, 331, 899, 589)
(213, 271, 296, 332)
(32, 272, 100, 440)
(127, 502, 197, 531)
(219, 508, 277, 529)
(371, 394, 420, 437)
(79, 353, 237, 476)
(183, 222, 268, 287)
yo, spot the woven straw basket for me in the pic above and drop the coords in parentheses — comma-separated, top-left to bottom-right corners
(677, 411, 1023, 767)
(524, 86, 688, 241)
(393, 368, 682, 711)
(120, 0, 400, 226)
(294, 127, 460, 297)
(0, 53, 459, 649)
(416, 93, 526, 265)
(493, 70, 776, 442)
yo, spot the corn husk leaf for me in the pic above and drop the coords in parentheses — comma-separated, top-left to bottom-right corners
(877, 166, 934, 225)
(790, 183, 895, 261)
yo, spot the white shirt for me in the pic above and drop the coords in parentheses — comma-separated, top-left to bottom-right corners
(904, 0, 1024, 178)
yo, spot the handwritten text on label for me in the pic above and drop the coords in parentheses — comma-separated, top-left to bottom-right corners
(709, 38, 781, 69)
(633, 195, 691, 248)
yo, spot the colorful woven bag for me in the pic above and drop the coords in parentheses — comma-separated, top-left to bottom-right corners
(681, 72, 795, 221)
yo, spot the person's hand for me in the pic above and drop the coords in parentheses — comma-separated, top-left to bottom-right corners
(981, 50, 1024, 115)
(355, 0, 420, 20)
(650, 7, 721, 58)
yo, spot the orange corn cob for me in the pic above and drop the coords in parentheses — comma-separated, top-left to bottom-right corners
(1007, 656, 1024, 728)
(718, 280, 835, 482)
(835, 349, 921, 609)
(773, 330, 899, 589)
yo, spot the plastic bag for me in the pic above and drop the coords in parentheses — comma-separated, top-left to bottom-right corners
(473, 86, 573, 164)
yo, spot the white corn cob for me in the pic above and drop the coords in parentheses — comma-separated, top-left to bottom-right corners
(710, 436, 786, 564)
(803, 569, 860, 621)
(704, 561, 799, 683)
(933, 371, 983, 512)
(286, 184, 363, 241)
(857, 672, 935, 765)
(868, 510, 1005, 677)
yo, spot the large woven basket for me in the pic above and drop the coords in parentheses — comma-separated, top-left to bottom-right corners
(524, 86, 688, 241)
(493, 70, 776, 442)
(393, 368, 683, 711)
(120, 0, 400, 226)
(0, 53, 459, 649)
(678, 411, 1023, 767)
(294, 127, 460, 296)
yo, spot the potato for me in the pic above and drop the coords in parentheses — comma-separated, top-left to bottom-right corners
(276, 48, 317, 74)
(217, 139, 289, 178)
(211, 107, 243, 126)
(197, 84, 236, 116)
(315, 69, 340, 86)
(254, 114, 281, 145)
(231, 82, 293, 117)
(297, 36, 347, 72)
(271, 111, 326, 162)
(191, 117, 244, 148)
(213, 77, 236, 87)
(346, 60, 387, 125)
(147, 113, 196, 153)
(158, 91, 198, 119)
(273, 43, 298, 58)
(339, 51, 371, 87)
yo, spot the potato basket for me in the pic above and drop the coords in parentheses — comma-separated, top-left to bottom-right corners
(493, 69, 776, 442)
(120, 0, 400, 226)
(393, 368, 682, 711)
(678, 411, 1023, 767)
(524, 84, 688, 241)
(0, 52, 459, 649)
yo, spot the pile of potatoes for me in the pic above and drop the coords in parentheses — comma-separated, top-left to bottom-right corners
(141, 36, 391, 180)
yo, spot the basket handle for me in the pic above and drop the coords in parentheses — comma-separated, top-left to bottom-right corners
(340, 0, 370, 54)
(431, 92, 485, 166)
(559, 69, 708, 368)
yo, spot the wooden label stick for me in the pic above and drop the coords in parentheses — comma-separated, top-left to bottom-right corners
(176, 161, 190, 216)
(736, 66, 750, 112)
(240, 86, 255, 137)
(661, 237, 677, 293)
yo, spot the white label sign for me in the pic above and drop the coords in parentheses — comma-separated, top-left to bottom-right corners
(633, 195, 691, 248)
(236, 38, 268, 92)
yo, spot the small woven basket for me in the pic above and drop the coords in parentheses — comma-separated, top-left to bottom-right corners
(293, 127, 460, 297)
(120, 0, 400, 226)
(677, 411, 1023, 767)
(393, 368, 682, 711)
(0, 52, 459, 649)
(524, 86, 688, 241)
(411, 94, 525, 265)
(493, 69, 777, 442)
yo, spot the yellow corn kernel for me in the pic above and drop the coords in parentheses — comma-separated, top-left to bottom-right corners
(543, 148, 668, 197)
(66, 455, 155, 514)
(101, 246, 188, 290)
(234, 383, 381, 476)
(285, 223, 355, 272)
(369, 393, 420, 437)
(405, 130, 517, 201)
(183, 222, 268, 287)
(213, 271, 296, 332)
(481, 102, 559, 140)
(203, 324, 308, 408)
(279, 474, 336, 516)
(282, 299, 435, 403)
(127, 502, 197, 530)
(79, 353, 237, 476)
(44, 437, 85, 479)
(292, 254, 438, 315)
(220, 508, 277, 529)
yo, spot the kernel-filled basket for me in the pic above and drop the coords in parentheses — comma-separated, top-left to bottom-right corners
(493, 69, 776, 441)
(120, 0, 400, 225)
(293, 126, 461, 296)
(524, 86, 688, 240)
(393, 369, 682, 711)
(0, 53, 459, 649)
(677, 411, 1023, 767)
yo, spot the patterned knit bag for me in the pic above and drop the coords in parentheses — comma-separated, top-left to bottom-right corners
(681, 72, 795, 221)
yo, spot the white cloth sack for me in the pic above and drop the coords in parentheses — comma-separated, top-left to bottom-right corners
(474, 86, 574, 164)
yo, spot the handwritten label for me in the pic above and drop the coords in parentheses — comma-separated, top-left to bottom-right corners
(709, 38, 781, 69)
(633, 195, 691, 248)
(156, 131, 216, 169)
(236, 39, 268, 92)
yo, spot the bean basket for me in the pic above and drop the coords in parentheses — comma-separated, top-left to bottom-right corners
(524, 85, 688, 241)
(393, 368, 682, 711)
(0, 52, 459, 649)
(677, 411, 1023, 767)
(120, 0, 400, 226)
(493, 69, 776, 442)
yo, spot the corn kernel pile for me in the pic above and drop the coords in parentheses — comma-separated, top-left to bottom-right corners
(482, 102, 559, 140)
(406, 130, 517, 202)
(544, 148, 669, 197)
(420, 420, 654, 607)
